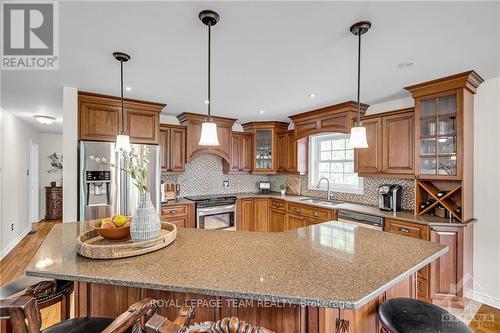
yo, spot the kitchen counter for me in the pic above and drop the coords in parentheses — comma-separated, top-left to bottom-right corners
(232, 192, 473, 226)
(160, 198, 195, 206)
(26, 220, 446, 309)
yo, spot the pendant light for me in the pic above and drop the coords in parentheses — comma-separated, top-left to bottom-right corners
(198, 10, 220, 146)
(349, 21, 371, 149)
(113, 51, 131, 152)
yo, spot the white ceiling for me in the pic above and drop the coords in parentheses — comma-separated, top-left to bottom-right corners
(2, 1, 499, 133)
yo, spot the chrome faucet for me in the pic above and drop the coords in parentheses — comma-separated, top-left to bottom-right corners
(316, 177, 331, 201)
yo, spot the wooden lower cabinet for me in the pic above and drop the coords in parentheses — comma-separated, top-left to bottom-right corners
(74, 277, 415, 333)
(236, 198, 254, 231)
(269, 208, 286, 232)
(160, 204, 195, 228)
(286, 214, 307, 230)
(385, 218, 473, 308)
(254, 198, 270, 232)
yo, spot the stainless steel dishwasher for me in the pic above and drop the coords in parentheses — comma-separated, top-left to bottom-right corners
(337, 210, 384, 230)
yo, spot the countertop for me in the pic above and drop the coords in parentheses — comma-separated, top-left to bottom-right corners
(26, 221, 446, 309)
(160, 198, 195, 206)
(232, 192, 473, 227)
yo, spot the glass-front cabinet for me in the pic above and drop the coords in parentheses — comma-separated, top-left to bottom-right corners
(242, 122, 289, 174)
(417, 92, 459, 178)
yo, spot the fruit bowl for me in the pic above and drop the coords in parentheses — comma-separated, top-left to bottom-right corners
(94, 215, 131, 241)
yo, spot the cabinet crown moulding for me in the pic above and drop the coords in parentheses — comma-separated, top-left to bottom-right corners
(78, 91, 166, 112)
(176, 112, 237, 126)
(241, 121, 290, 131)
(288, 100, 369, 122)
(404, 70, 484, 98)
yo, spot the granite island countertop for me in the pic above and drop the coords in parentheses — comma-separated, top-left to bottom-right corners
(26, 221, 446, 309)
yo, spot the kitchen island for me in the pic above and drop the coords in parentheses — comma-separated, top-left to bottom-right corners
(26, 221, 446, 332)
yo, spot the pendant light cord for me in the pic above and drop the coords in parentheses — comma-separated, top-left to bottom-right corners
(356, 31, 361, 126)
(207, 23, 212, 122)
(120, 59, 125, 134)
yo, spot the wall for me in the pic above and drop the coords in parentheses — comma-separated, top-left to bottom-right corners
(62, 87, 78, 222)
(472, 77, 500, 308)
(0, 109, 40, 258)
(39, 133, 63, 220)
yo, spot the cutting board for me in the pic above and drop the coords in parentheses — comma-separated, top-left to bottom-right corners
(287, 178, 301, 196)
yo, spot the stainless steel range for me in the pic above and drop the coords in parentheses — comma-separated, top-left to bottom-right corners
(185, 195, 237, 230)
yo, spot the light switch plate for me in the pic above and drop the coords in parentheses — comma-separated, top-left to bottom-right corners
(223, 181, 229, 188)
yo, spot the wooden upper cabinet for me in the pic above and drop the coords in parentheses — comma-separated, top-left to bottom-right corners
(242, 122, 289, 174)
(126, 107, 160, 144)
(78, 91, 164, 145)
(355, 109, 415, 178)
(382, 111, 415, 174)
(276, 132, 288, 173)
(405, 70, 483, 180)
(177, 113, 236, 164)
(159, 124, 186, 174)
(355, 117, 383, 174)
(223, 132, 253, 174)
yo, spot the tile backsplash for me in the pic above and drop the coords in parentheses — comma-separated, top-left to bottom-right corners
(162, 154, 415, 210)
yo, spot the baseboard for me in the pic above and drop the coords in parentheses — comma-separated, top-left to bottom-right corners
(0, 226, 31, 260)
(472, 290, 500, 310)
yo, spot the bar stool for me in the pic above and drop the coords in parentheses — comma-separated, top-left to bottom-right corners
(378, 298, 473, 333)
(0, 276, 74, 332)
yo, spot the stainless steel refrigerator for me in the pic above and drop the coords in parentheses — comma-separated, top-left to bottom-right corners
(79, 141, 160, 221)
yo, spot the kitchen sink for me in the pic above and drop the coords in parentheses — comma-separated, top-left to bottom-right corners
(298, 198, 343, 206)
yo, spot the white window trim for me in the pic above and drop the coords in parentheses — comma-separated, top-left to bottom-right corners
(308, 133, 364, 195)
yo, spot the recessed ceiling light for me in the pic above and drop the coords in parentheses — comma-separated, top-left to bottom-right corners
(259, 110, 265, 114)
(34, 115, 56, 125)
(397, 61, 415, 68)
(308, 93, 317, 98)
(204, 100, 210, 104)
(125, 86, 132, 91)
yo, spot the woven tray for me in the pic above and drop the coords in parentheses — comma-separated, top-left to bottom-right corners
(76, 222, 177, 259)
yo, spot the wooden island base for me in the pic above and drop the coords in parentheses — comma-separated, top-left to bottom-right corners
(74, 275, 415, 333)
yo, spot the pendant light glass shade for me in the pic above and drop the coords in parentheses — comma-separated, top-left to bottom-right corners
(116, 134, 131, 152)
(199, 122, 220, 146)
(350, 125, 368, 149)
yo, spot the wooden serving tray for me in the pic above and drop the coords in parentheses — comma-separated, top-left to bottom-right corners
(76, 222, 177, 259)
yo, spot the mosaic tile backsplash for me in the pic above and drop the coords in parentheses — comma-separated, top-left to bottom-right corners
(161, 154, 415, 210)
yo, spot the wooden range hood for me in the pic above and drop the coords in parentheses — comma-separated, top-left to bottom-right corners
(177, 112, 236, 163)
(289, 100, 369, 139)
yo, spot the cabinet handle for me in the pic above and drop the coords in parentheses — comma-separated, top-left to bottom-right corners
(170, 209, 177, 214)
(313, 211, 320, 216)
(294, 208, 301, 213)
(399, 227, 410, 233)
(430, 227, 436, 231)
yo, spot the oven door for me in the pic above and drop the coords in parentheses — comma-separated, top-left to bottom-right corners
(197, 204, 236, 230)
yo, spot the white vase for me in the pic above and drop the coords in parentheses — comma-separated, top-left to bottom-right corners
(131, 192, 161, 242)
(280, 189, 286, 196)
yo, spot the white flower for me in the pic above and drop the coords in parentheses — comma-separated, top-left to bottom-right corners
(95, 158, 100, 163)
(89, 155, 95, 160)
(101, 157, 107, 163)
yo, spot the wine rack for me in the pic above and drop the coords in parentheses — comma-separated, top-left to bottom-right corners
(415, 180, 463, 222)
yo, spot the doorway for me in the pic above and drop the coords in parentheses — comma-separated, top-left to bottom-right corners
(30, 141, 39, 223)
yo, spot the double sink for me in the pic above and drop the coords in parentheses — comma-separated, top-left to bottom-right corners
(298, 198, 343, 207)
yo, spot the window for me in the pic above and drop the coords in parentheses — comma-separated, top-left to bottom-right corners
(309, 133, 363, 194)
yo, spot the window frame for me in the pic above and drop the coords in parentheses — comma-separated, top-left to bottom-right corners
(308, 132, 364, 194)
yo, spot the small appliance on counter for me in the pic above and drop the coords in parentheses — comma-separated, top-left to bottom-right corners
(258, 181, 271, 192)
(161, 182, 178, 202)
(377, 184, 403, 212)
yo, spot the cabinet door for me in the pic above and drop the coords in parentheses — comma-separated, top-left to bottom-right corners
(383, 112, 414, 175)
(230, 135, 242, 172)
(276, 132, 288, 173)
(237, 199, 254, 231)
(253, 129, 274, 173)
(126, 107, 160, 144)
(164, 216, 187, 228)
(429, 226, 462, 302)
(159, 128, 170, 171)
(254, 198, 269, 232)
(286, 214, 306, 230)
(170, 127, 186, 172)
(79, 101, 121, 141)
(241, 134, 253, 172)
(355, 117, 383, 174)
(269, 209, 286, 232)
(286, 131, 297, 173)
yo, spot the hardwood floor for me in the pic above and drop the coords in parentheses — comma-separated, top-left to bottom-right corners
(0, 220, 498, 332)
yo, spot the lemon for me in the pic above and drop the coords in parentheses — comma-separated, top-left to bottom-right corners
(113, 214, 127, 227)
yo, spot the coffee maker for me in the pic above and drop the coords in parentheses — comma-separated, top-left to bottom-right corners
(377, 185, 403, 212)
